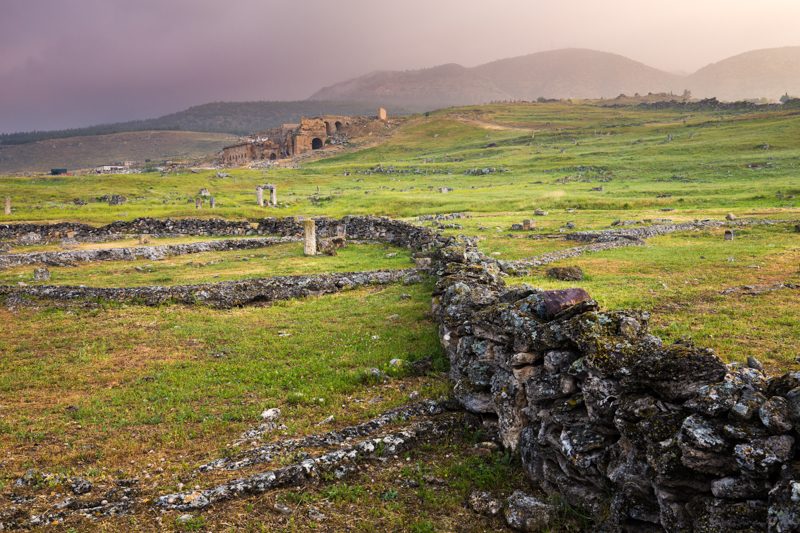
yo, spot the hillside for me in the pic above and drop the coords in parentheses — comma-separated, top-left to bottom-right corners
(310, 63, 511, 109)
(0, 130, 237, 173)
(688, 46, 800, 100)
(0, 101, 398, 146)
(311, 47, 800, 106)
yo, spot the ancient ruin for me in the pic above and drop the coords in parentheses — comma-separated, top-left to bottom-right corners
(218, 110, 390, 166)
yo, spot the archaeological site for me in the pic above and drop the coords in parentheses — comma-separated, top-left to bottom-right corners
(2, 2, 800, 531)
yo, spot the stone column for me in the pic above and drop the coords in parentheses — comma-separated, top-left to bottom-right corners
(522, 219, 534, 231)
(724, 229, 734, 241)
(210, 197, 216, 209)
(270, 186, 277, 207)
(195, 198, 202, 209)
(303, 219, 316, 256)
(4, 197, 10, 216)
(256, 186, 264, 207)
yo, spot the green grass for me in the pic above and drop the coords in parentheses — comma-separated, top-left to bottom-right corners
(0, 242, 412, 287)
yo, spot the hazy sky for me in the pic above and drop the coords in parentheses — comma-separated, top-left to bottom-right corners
(1, 0, 798, 133)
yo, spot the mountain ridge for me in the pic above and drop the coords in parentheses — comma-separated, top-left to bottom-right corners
(310, 46, 800, 107)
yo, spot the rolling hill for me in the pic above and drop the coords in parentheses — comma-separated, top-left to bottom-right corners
(0, 101, 399, 146)
(0, 130, 238, 173)
(311, 47, 800, 107)
(687, 46, 800, 100)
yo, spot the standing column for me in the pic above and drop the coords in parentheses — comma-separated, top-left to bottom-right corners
(256, 186, 264, 207)
(210, 197, 216, 209)
(195, 198, 202, 209)
(303, 219, 317, 256)
(3, 197, 10, 216)
(270, 186, 277, 207)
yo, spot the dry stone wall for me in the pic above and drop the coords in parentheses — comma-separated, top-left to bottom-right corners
(430, 236, 799, 532)
(0, 237, 299, 269)
(1, 269, 416, 308)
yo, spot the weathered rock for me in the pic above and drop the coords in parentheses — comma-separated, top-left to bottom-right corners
(768, 477, 800, 532)
(504, 491, 555, 532)
(759, 397, 793, 433)
(546, 266, 584, 281)
(468, 490, 502, 516)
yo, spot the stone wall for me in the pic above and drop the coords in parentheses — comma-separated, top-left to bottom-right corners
(1, 269, 417, 308)
(0, 237, 299, 269)
(1, 216, 440, 249)
(430, 236, 799, 531)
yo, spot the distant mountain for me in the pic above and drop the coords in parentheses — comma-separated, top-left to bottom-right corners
(0, 101, 396, 146)
(310, 47, 800, 107)
(310, 63, 511, 109)
(687, 47, 800, 101)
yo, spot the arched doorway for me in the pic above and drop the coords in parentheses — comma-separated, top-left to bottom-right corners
(335, 121, 343, 132)
(311, 138, 323, 150)
(269, 153, 277, 161)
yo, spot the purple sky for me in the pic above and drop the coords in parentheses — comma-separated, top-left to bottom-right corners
(2, 0, 799, 133)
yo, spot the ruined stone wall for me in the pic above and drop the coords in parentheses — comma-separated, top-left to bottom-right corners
(431, 237, 799, 531)
(0, 237, 299, 269)
(1, 269, 416, 308)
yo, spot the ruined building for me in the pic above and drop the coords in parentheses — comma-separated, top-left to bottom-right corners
(219, 116, 356, 166)
(219, 110, 391, 166)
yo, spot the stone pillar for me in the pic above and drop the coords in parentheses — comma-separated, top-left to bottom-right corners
(303, 219, 316, 256)
(4, 197, 10, 216)
(724, 229, 734, 241)
(210, 197, 216, 209)
(195, 198, 202, 209)
(270, 186, 277, 207)
(522, 219, 534, 231)
(256, 186, 264, 207)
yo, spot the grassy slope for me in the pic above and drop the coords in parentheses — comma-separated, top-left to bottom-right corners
(0, 130, 237, 174)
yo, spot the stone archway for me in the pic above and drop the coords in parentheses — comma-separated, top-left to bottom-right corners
(335, 121, 343, 132)
(312, 138, 324, 150)
(269, 153, 277, 161)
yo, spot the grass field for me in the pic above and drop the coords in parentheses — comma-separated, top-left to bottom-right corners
(1, 101, 799, 530)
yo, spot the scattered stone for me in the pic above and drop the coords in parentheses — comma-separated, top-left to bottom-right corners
(726, 213, 737, 221)
(176, 514, 194, 524)
(469, 490, 502, 516)
(198, 188, 210, 197)
(260, 408, 281, 422)
(307, 508, 326, 522)
(69, 477, 92, 495)
(33, 267, 50, 281)
(273, 502, 292, 515)
(725, 229, 735, 241)
(533, 209, 548, 216)
(546, 266, 584, 281)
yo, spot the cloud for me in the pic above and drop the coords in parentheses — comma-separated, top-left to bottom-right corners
(1, 0, 798, 132)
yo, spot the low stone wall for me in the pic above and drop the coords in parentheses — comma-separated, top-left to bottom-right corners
(0, 218, 256, 242)
(1, 216, 441, 251)
(1, 269, 418, 308)
(430, 237, 799, 531)
(0, 237, 299, 269)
